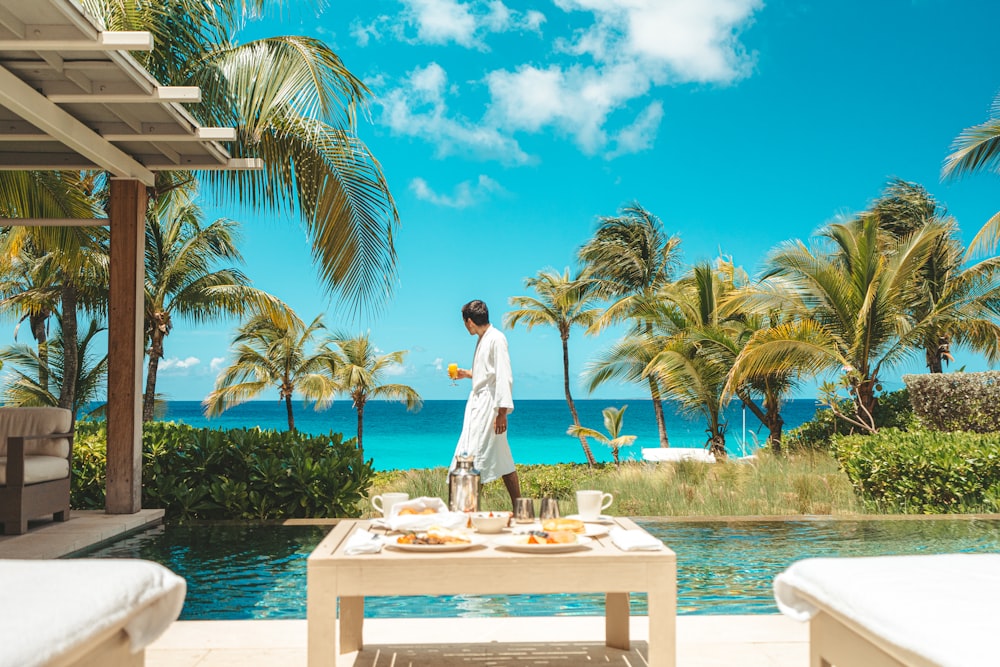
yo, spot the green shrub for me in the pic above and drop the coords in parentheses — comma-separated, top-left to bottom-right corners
(785, 389, 916, 450)
(904, 371, 1000, 433)
(833, 428, 1000, 513)
(72, 421, 373, 520)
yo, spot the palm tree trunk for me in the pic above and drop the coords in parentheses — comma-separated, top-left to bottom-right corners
(143, 327, 164, 422)
(707, 432, 726, 460)
(562, 335, 596, 466)
(58, 284, 78, 412)
(356, 403, 365, 459)
(647, 374, 670, 447)
(285, 393, 295, 431)
(925, 345, 944, 373)
(30, 312, 49, 391)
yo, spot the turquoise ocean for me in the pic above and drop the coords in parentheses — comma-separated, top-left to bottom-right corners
(156, 398, 820, 471)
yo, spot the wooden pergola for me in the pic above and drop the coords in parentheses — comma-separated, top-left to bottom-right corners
(0, 0, 259, 513)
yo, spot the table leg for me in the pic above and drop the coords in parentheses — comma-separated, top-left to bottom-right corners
(605, 592, 630, 650)
(307, 566, 338, 667)
(339, 596, 365, 654)
(647, 562, 677, 667)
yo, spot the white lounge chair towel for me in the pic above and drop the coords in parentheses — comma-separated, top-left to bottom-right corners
(642, 447, 715, 463)
(773, 553, 1000, 667)
(0, 558, 185, 667)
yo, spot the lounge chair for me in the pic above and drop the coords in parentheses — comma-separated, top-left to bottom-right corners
(0, 407, 74, 535)
(0, 558, 186, 667)
(773, 553, 1000, 666)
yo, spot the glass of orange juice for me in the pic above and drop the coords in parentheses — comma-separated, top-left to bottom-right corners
(447, 363, 458, 385)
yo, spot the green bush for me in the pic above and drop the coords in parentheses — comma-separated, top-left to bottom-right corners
(904, 371, 1000, 433)
(72, 421, 373, 520)
(833, 428, 1000, 513)
(784, 389, 916, 450)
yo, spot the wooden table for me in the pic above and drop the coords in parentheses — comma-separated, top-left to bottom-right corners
(307, 517, 676, 667)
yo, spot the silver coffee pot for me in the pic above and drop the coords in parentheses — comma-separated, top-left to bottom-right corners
(448, 453, 480, 512)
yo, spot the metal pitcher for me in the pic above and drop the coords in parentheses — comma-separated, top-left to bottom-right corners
(448, 453, 480, 512)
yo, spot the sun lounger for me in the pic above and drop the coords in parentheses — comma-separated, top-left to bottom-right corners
(773, 553, 1000, 667)
(0, 558, 186, 667)
(642, 447, 716, 463)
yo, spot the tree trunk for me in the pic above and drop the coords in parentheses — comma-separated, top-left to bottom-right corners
(356, 398, 365, 460)
(285, 393, 295, 431)
(29, 312, 49, 392)
(856, 378, 878, 430)
(58, 284, 78, 413)
(562, 334, 596, 466)
(925, 345, 943, 373)
(647, 374, 670, 447)
(143, 326, 164, 422)
(707, 432, 726, 460)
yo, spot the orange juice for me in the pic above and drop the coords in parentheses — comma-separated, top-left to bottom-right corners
(448, 363, 458, 379)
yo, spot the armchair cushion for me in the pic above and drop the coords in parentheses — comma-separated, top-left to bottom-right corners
(0, 455, 70, 485)
(0, 407, 72, 459)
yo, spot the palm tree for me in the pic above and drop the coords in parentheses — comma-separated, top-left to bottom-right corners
(728, 216, 947, 431)
(204, 313, 335, 430)
(505, 268, 601, 466)
(0, 243, 61, 392)
(143, 192, 291, 421)
(83, 0, 399, 309)
(321, 332, 422, 459)
(567, 405, 636, 465)
(0, 318, 107, 419)
(578, 203, 682, 447)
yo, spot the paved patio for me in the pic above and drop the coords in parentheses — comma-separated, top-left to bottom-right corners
(0, 508, 164, 558)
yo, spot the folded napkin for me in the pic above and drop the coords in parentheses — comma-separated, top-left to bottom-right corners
(343, 528, 383, 555)
(609, 527, 664, 551)
(387, 496, 468, 532)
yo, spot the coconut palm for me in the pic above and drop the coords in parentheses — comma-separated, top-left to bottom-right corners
(0, 244, 61, 392)
(728, 216, 947, 431)
(83, 0, 398, 308)
(0, 318, 107, 419)
(578, 203, 682, 447)
(204, 313, 335, 431)
(567, 405, 636, 466)
(143, 192, 291, 421)
(321, 332, 422, 459)
(505, 268, 601, 466)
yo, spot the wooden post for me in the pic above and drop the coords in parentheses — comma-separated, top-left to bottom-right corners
(106, 178, 146, 514)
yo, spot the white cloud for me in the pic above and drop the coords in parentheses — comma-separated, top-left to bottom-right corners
(410, 175, 504, 208)
(378, 63, 531, 164)
(405, 0, 479, 46)
(606, 101, 664, 158)
(355, 1, 545, 48)
(159, 357, 201, 373)
(209, 357, 226, 373)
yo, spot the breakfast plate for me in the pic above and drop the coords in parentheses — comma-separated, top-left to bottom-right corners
(385, 535, 485, 552)
(566, 514, 615, 524)
(496, 535, 592, 553)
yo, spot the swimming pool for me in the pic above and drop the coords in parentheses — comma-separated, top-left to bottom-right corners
(73, 518, 1000, 619)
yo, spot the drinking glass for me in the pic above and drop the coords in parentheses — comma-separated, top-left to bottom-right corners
(539, 497, 560, 520)
(447, 363, 458, 386)
(514, 497, 535, 523)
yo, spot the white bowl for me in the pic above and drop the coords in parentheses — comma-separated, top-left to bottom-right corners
(470, 512, 511, 533)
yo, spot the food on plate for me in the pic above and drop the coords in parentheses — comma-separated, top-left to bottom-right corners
(542, 518, 585, 534)
(520, 530, 577, 545)
(398, 507, 439, 515)
(396, 525, 471, 545)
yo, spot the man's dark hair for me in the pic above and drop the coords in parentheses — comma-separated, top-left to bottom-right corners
(462, 299, 490, 326)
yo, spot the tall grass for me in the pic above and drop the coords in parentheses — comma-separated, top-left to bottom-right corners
(363, 449, 865, 518)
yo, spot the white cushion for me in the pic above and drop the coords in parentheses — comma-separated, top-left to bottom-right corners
(0, 407, 72, 458)
(0, 455, 69, 485)
(642, 447, 716, 463)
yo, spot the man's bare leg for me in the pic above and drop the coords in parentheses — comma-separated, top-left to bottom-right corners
(502, 471, 521, 511)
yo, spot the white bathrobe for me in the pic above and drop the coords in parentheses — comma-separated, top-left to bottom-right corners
(452, 325, 515, 483)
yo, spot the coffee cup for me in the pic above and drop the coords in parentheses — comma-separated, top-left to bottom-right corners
(575, 490, 613, 521)
(371, 492, 409, 516)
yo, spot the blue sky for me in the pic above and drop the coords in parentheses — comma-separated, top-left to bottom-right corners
(149, 0, 1000, 403)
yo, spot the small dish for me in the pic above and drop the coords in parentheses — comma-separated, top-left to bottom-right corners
(565, 514, 615, 524)
(470, 511, 512, 534)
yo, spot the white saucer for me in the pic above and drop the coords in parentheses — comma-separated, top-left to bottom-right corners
(566, 514, 615, 524)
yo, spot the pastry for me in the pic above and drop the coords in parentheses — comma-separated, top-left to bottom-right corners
(542, 518, 585, 533)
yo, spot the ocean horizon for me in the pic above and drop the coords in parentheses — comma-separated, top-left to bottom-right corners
(155, 398, 821, 471)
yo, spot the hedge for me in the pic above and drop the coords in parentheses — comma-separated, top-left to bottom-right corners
(904, 371, 1000, 433)
(72, 421, 373, 520)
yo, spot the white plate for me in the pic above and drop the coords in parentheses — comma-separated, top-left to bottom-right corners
(566, 514, 615, 525)
(514, 523, 608, 538)
(496, 535, 592, 553)
(385, 535, 484, 552)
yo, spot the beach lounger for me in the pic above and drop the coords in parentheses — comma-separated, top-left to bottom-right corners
(0, 558, 186, 667)
(773, 553, 1000, 667)
(642, 447, 716, 463)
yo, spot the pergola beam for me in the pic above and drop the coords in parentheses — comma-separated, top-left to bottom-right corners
(47, 86, 201, 104)
(0, 63, 155, 185)
(0, 30, 153, 52)
(0, 218, 108, 226)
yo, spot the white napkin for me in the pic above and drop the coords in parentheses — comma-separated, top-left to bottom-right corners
(387, 496, 468, 532)
(609, 527, 664, 551)
(343, 528, 383, 555)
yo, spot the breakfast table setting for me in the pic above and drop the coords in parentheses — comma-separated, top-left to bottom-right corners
(306, 493, 677, 667)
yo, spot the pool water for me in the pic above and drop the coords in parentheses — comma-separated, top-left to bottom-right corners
(73, 518, 1000, 619)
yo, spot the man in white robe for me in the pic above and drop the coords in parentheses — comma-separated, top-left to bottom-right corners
(451, 300, 521, 509)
